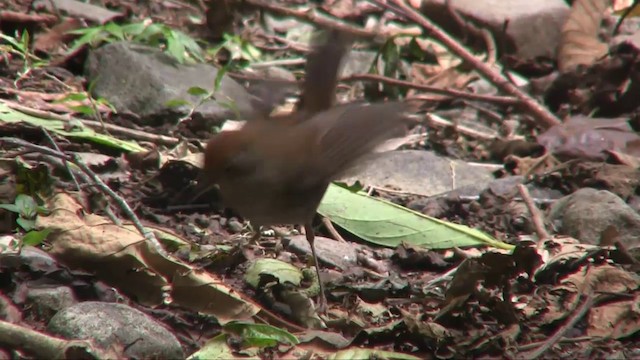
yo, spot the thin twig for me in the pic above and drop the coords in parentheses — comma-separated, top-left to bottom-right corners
(244, 0, 392, 40)
(369, 0, 562, 129)
(250, 58, 306, 69)
(321, 217, 346, 243)
(342, 73, 519, 105)
(40, 128, 81, 192)
(517, 184, 550, 244)
(1, 137, 166, 257)
(426, 113, 497, 140)
(519, 293, 595, 359)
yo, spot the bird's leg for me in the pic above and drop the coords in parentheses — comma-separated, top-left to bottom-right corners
(304, 223, 326, 312)
(250, 225, 262, 244)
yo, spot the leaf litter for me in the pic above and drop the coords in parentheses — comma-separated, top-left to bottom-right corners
(0, 0, 640, 358)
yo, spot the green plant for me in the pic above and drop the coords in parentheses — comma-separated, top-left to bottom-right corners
(55, 80, 117, 131)
(0, 194, 52, 247)
(208, 33, 262, 67)
(0, 30, 47, 76)
(166, 63, 241, 123)
(67, 20, 204, 63)
(57, 91, 116, 116)
(165, 33, 260, 122)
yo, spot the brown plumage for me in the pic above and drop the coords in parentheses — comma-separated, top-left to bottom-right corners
(193, 29, 411, 312)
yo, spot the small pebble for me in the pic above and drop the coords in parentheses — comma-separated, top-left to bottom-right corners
(227, 219, 244, 233)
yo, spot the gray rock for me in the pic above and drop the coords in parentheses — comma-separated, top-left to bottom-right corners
(0, 244, 57, 273)
(342, 150, 494, 197)
(422, 0, 570, 59)
(439, 175, 563, 200)
(284, 235, 359, 271)
(34, 0, 123, 24)
(86, 42, 257, 126)
(48, 302, 183, 359)
(548, 188, 640, 248)
(26, 286, 77, 322)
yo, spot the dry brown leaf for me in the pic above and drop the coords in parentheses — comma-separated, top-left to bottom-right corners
(33, 18, 85, 55)
(588, 297, 640, 338)
(36, 193, 260, 324)
(537, 116, 640, 161)
(558, 0, 612, 71)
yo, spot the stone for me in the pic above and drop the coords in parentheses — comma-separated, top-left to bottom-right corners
(85, 42, 257, 126)
(48, 302, 183, 359)
(548, 188, 640, 248)
(422, 0, 570, 59)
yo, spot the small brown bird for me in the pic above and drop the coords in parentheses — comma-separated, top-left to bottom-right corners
(192, 30, 411, 311)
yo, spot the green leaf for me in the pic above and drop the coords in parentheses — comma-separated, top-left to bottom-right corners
(136, 23, 163, 43)
(95, 97, 117, 113)
(22, 228, 52, 246)
(0, 203, 20, 213)
(67, 105, 96, 116)
(174, 30, 204, 62)
(0, 32, 27, 53)
(0, 101, 145, 152)
(328, 348, 422, 360)
(166, 34, 185, 64)
(103, 22, 125, 41)
(214, 66, 228, 92)
(17, 217, 36, 232)
(187, 86, 211, 97)
(56, 92, 88, 102)
(318, 184, 514, 250)
(120, 22, 148, 37)
(223, 321, 299, 348)
(408, 37, 426, 62)
(15, 194, 37, 218)
(165, 98, 192, 108)
(240, 41, 261, 61)
(67, 27, 107, 53)
(187, 334, 248, 360)
(245, 258, 303, 288)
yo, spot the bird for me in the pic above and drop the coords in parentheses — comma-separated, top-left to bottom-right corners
(190, 29, 412, 312)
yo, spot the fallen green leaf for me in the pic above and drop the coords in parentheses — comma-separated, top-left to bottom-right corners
(318, 184, 513, 251)
(328, 348, 422, 360)
(187, 334, 256, 360)
(224, 321, 299, 348)
(22, 228, 52, 246)
(245, 258, 303, 288)
(0, 101, 144, 152)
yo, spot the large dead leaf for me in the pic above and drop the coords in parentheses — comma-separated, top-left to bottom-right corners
(537, 116, 640, 161)
(36, 193, 260, 324)
(558, 0, 611, 71)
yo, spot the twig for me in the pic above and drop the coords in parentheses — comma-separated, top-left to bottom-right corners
(258, 33, 311, 52)
(321, 217, 346, 243)
(1, 138, 167, 257)
(244, 0, 391, 40)
(517, 336, 598, 351)
(250, 58, 306, 69)
(4, 100, 180, 146)
(0, 319, 107, 359)
(426, 113, 497, 140)
(517, 184, 550, 244)
(519, 293, 595, 359)
(369, 0, 562, 129)
(341, 73, 519, 105)
(40, 128, 81, 192)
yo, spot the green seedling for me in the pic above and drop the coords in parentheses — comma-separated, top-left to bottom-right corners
(0, 30, 47, 78)
(0, 194, 52, 247)
(67, 20, 204, 63)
